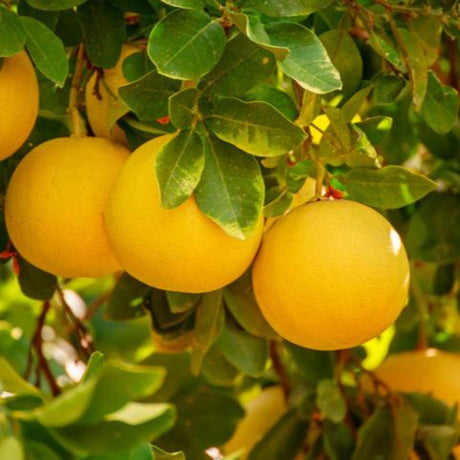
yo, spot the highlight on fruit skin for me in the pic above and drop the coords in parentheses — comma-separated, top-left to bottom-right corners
(371, 348, 460, 408)
(252, 199, 410, 350)
(104, 134, 264, 294)
(0, 50, 39, 161)
(5, 136, 130, 278)
(85, 43, 139, 145)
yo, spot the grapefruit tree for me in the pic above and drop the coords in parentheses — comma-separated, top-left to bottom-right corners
(0, 0, 459, 459)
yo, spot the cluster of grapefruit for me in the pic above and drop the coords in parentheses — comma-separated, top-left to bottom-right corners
(1, 47, 411, 352)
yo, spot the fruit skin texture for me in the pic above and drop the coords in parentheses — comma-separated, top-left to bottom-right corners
(223, 386, 286, 459)
(0, 51, 39, 161)
(85, 44, 139, 144)
(5, 137, 130, 278)
(104, 134, 264, 293)
(373, 349, 460, 408)
(252, 200, 410, 350)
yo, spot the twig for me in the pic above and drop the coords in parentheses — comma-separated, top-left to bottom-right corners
(56, 287, 95, 358)
(24, 301, 61, 396)
(84, 291, 110, 320)
(269, 341, 291, 401)
(69, 44, 87, 137)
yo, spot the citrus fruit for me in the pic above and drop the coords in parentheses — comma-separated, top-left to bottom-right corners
(5, 137, 130, 278)
(104, 134, 264, 293)
(252, 199, 410, 350)
(0, 51, 39, 161)
(85, 44, 139, 144)
(223, 386, 286, 459)
(373, 349, 460, 408)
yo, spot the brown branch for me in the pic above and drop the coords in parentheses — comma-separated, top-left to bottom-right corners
(69, 44, 87, 137)
(84, 291, 110, 321)
(24, 301, 61, 396)
(56, 287, 95, 358)
(270, 341, 291, 401)
(446, 36, 459, 92)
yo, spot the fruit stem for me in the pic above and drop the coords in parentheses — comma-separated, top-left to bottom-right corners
(69, 44, 87, 138)
(269, 341, 291, 401)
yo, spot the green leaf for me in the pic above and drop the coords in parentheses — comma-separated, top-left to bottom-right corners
(228, 10, 288, 60)
(245, 85, 298, 121)
(407, 193, 460, 263)
(421, 71, 459, 134)
(0, 7, 26, 57)
(355, 116, 393, 145)
(166, 291, 201, 314)
(194, 133, 264, 239)
(26, 0, 89, 10)
(248, 410, 309, 460)
(106, 273, 151, 321)
(202, 32, 276, 97)
(122, 51, 155, 82)
(20, 17, 67, 86)
(156, 130, 204, 208)
(54, 9, 83, 47)
(319, 29, 362, 98)
(351, 399, 418, 460)
(343, 166, 437, 209)
(323, 107, 351, 150)
(17, 257, 57, 301)
(18, 2, 60, 31)
(433, 264, 456, 296)
(371, 75, 406, 106)
(148, 10, 226, 80)
(153, 446, 186, 460)
(242, 0, 333, 17)
(23, 440, 61, 460)
(88, 443, 154, 460)
(0, 436, 24, 460)
(119, 70, 180, 121)
(316, 380, 346, 424)
(216, 320, 268, 376)
(77, 0, 126, 69)
(263, 189, 293, 217)
(161, 0, 204, 9)
(285, 344, 334, 385)
(169, 88, 200, 129)
(224, 271, 277, 339)
(201, 344, 239, 387)
(266, 22, 342, 94)
(191, 290, 224, 375)
(48, 403, 175, 455)
(0, 358, 43, 397)
(323, 421, 354, 460)
(208, 97, 306, 157)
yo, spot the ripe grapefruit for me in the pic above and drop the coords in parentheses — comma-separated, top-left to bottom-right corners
(252, 200, 410, 350)
(104, 134, 264, 293)
(5, 137, 129, 278)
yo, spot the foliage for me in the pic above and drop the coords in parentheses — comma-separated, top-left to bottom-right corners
(0, 0, 459, 459)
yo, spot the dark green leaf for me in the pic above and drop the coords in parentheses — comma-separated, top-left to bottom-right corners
(119, 70, 180, 121)
(343, 166, 437, 209)
(77, 0, 126, 69)
(169, 88, 199, 129)
(202, 33, 276, 97)
(421, 71, 459, 134)
(228, 10, 289, 60)
(106, 273, 151, 320)
(18, 2, 60, 31)
(407, 193, 460, 263)
(323, 421, 354, 460)
(148, 10, 226, 80)
(224, 271, 277, 339)
(371, 75, 407, 106)
(266, 22, 342, 94)
(316, 380, 346, 423)
(0, 7, 26, 57)
(166, 291, 201, 314)
(55, 9, 83, 48)
(208, 97, 306, 157)
(263, 189, 293, 217)
(319, 29, 362, 98)
(242, 0, 333, 17)
(245, 85, 298, 121)
(156, 130, 204, 208)
(48, 403, 175, 455)
(201, 344, 240, 387)
(160, 0, 204, 9)
(217, 320, 268, 376)
(404, 393, 456, 425)
(191, 290, 224, 375)
(248, 410, 309, 460)
(24, 440, 61, 460)
(88, 443, 154, 460)
(20, 17, 68, 86)
(433, 264, 456, 296)
(194, 133, 264, 239)
(122, 51, 155, 82)
(26, 0, 89, 10)
(17, 257, 57, 301)
(355, 116, 392, 145)
(351, 399, 418, 460)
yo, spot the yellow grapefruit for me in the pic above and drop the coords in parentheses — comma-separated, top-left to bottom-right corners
(5, 137, 130, 278)
(0, 51, 39, 161)
(85, 44, 139, 144)
(104, 134, 264, 293)
(252, 200, 410, 350)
